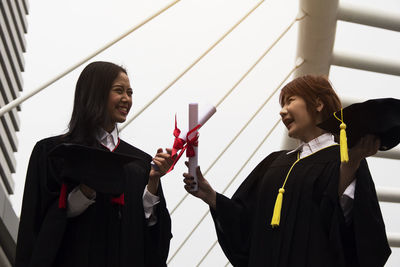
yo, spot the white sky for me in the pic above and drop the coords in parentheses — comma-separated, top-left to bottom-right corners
(9, 0, 400, 266)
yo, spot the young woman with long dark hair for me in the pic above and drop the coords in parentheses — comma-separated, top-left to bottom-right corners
(16, 61, 173, 267)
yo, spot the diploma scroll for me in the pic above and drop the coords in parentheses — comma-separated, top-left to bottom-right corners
(188, 103, 199, 191)
(187, 103, 216, 191)
(178, 104, 217, 141)
(166, 103, 216, 175)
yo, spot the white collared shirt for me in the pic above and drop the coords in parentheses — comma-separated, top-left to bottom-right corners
(287, 133, 356, 219)
(97, 127, 119, 151)
(287, 132, 337, 159)
(67, 127, 160, 225)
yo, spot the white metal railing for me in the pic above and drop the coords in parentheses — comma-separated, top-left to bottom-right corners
(388, 232, 400, 247)
(374, 150, 400, 160)
(337, 2, 400, 32)
(332, 51, 400, 77)
(377, 186, 400, 203)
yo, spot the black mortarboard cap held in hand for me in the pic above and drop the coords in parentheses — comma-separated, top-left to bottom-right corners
(317, 98, 400, 155)
(49, 143, 142, 194)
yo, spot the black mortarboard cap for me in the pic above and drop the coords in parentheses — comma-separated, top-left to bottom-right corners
(49, 143, 142, 194)
(317, 98, 400, 151)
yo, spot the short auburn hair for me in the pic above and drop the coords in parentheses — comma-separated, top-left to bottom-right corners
(279, 75, 342, 122)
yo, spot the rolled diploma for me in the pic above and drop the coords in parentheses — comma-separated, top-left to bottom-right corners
(179, 104, 217, 141)
(152, 105, 216, 173)
(187, 104, 217, 191)
(188, 103, 198, 191)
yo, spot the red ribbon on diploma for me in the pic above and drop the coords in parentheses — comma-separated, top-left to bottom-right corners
(167, 115, 201, 173)
(171, 115, 185, 157)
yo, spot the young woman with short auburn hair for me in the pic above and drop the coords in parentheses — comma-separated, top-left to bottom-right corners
(183, 75, 390, 267)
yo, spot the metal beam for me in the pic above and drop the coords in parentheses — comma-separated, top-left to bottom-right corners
(374, 149, 400, 160)
(282, 0, 339, 150)
(338, 2, 400, 32)
(294, 0, 339, 77)
(332, 50, 400, 77)
(388, 232, 400, 248)
(377, 186, 400, 203)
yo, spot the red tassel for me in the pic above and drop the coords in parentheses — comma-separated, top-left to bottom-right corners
(59, 183, 67, 209)
(111, 193, 125, 206)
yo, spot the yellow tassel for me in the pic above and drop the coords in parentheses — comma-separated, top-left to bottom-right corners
(340, 122, 349, 162)
(270, 188, 285, 227)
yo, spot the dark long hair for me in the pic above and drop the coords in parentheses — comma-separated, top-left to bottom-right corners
(63, 61, 127, 146)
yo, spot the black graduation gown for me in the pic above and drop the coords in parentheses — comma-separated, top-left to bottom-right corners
(15, 136, 172, 267)
(211, 145, 391, 267)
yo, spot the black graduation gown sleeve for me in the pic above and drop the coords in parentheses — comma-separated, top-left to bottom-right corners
(353, 160, 391, 267)
(210, 151, 284, 267)
(210, 146, 390, 267)
(316, 157, 391, 267)
(144, 182, 172, 267)
(116, 139, 172, 267)
(15, 140, 42, 267)
(15, 137, 172, 267)
(15, 137, 67, 267)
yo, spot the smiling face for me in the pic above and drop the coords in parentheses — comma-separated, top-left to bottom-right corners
(280, 95, 325, 143)
(104, 72, 133, 132)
